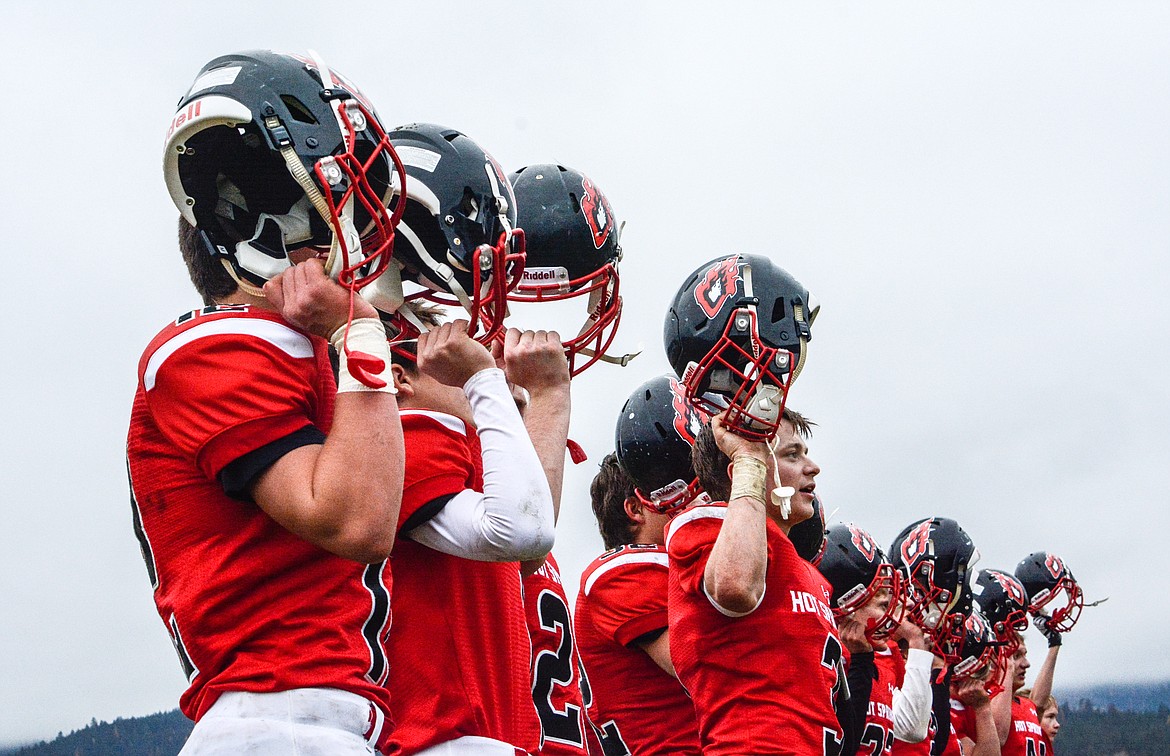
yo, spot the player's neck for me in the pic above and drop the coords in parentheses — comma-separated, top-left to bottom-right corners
(214, 290, 272, 311)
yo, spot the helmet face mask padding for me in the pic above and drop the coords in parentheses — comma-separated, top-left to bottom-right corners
(164, 50, 405, 294)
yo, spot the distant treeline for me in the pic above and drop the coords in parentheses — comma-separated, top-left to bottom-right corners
(4, 696, 1170, 755)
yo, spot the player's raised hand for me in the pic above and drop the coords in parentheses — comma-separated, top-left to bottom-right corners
(838, 615, 873, 655)
(952, 675, 992, 708)
(501, 328, 570, 394)
(712, 411, 769, 463)
(417, 320, 497, 387)
(264, 259, 377, 339)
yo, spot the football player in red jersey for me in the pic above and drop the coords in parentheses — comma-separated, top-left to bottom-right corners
(670, 408, 843, 754)
(133, 51, 408, 754)
(989, 641, 1049, 756)
(818, 524, 934, 756)
(575, 452, 702, 756)
(382, 317, 563, 756)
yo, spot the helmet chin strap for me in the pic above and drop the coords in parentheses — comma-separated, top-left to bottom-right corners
(765, 432, 796, 519)
(220, 259, 266, 298)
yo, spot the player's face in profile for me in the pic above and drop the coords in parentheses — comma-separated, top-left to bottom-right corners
(766, 420, 820, 523)
(854, 588, 892, 640)
(1010, 643, 1030, 692)
(1040, 704, 1060, 739)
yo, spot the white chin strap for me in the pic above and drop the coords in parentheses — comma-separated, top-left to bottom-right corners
(765, 431, 795, 520)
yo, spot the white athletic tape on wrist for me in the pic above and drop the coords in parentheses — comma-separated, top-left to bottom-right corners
(331, 318, 397, 394)
(729, 455, 768, 506)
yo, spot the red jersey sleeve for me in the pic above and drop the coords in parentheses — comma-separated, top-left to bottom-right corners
(665, 505, 727, 597)
(142, 313, 326, 482)
(584, 549, 670, 647)
(399, 411, 477, 531)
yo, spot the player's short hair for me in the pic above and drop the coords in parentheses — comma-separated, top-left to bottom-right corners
(384, 304, 446, 372)
(179, 216, 238, 306)
(691, 407, 814, 502)
(590, 452, 638, 550)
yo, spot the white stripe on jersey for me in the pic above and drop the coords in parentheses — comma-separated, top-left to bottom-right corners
(144, 318, 313, 391)
(664, 505, 726, 552)
(399, 409, 468, 436)
(583, 551, 669, 597)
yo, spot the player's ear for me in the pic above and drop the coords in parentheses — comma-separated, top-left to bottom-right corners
(391, 363, 414, 399)
(623, 496, 644, 524)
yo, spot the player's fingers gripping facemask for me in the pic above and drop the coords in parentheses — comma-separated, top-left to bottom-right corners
(889, 517, 979, 661)
(369, 123, 525, 345)
(614, 374, 710, 515)
(164, 50, 407, 388)
(664, 254, 818, 443)
(818, 524, 907, 642)
(507, 164, 636, 376)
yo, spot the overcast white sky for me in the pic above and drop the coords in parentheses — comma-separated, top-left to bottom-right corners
(1, 1, 1168, 747)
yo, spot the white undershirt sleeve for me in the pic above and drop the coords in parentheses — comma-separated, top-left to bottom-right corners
(892, 648, 934, 743)
(406, 368, 556, 561)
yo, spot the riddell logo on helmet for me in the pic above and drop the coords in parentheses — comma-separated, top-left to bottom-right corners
(579, 177, 613, 249)
(166, 100, 203, 142)
(521, 267, 570, 283)
(693, 256, 743, 319)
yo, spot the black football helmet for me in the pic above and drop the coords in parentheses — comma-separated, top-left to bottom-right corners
(379, 123, 524, 343)
(889, 517, 979, 655)
(164, 50, 405, 295)
(663, 254, 818, 440)
(818, 524, 906, 640)
(973, 568, 1030, 656)
(947, 609, 1003, 685)
(508, 164, 627, 375)
(1015, 552, 1084, 633)
(789, 494, 828, 564)
(614, 374, 708, 514)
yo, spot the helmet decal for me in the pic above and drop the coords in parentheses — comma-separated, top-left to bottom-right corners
(579, 176, 614, 248)
(900, 520, 932, 566)
(693, 256, 743, 319)
(1045, 552, 1066, 580)
(990, 571, 1028, 607)
(849, 525, 878, 563)
(669, 377, 705, 445)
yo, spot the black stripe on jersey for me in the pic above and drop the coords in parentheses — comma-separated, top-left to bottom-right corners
(361, 562, 391, 686)
(218, 424, 327, 502)
(400, 492, 458, 533)
(127, 458, 158, 590)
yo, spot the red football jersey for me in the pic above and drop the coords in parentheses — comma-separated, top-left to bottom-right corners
(384, 410, 540, 756)
(127, 306, 393, 732)
(666, 501, 844, 755)
(524, 553, 590, 755)
(1003, 697, 1047, 756)
(576, 544, 701, 756)
(944, 699, 975, 756)
(861, 645, 908, 755)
